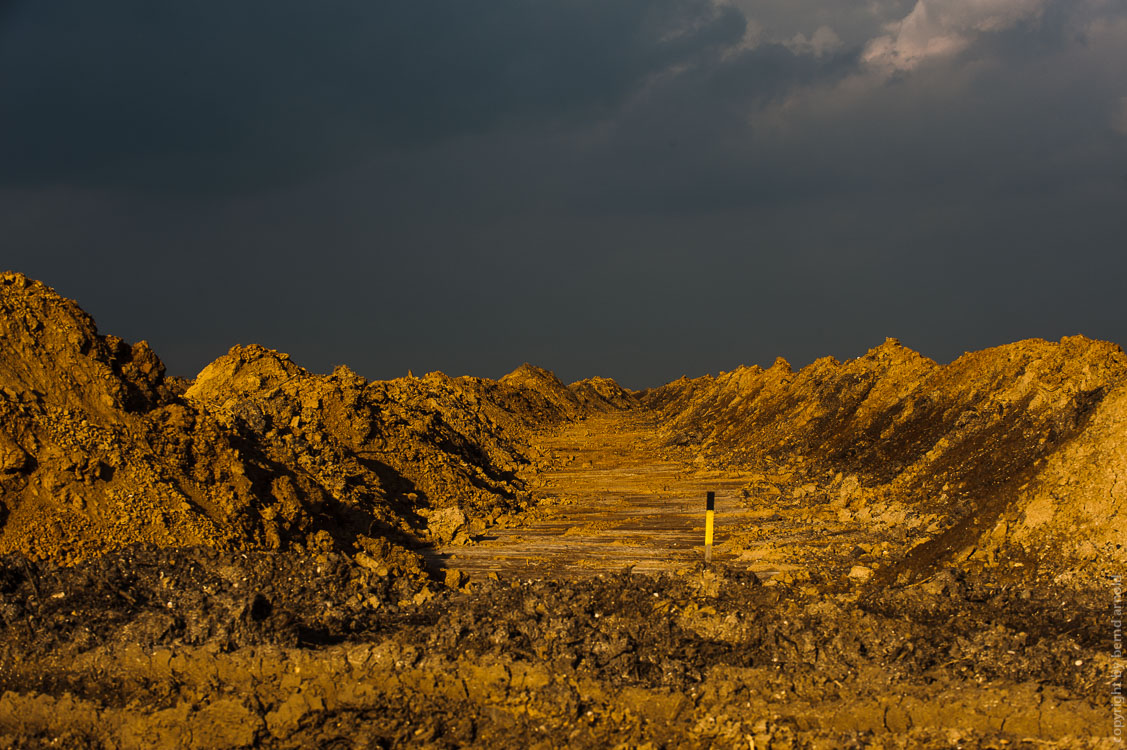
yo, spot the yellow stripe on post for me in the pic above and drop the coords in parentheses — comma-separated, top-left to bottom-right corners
(705, 491, 715, 564)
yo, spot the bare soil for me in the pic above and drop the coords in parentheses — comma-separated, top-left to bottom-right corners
(1, 272, 1123, 747)
(432, 413, 754, 576)
(0, 408, 1115, 748)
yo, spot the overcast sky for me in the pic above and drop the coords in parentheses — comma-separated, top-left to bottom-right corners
(2, 0, 1125, 387)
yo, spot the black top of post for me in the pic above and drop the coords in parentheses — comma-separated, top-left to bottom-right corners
(706, 491, 715, 511)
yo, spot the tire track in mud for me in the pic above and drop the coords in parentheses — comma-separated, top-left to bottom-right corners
(428, 413, 769, 577)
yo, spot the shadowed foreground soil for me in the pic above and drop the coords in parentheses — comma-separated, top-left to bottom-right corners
(0, 548, 1113, 749)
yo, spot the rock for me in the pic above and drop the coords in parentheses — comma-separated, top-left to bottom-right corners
(920, 568, 965, 597)
(353, 552, 390, 576)
(0, 433, 30, 473)
(444, 568, 468, 589)
(792, 483, 817, 499)
(428, 507, 468, 544)
(848, 565, 874, 582)
(833, 475, 861, 508)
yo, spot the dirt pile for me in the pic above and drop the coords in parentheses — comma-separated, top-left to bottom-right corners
(647, 336, 1127, 579)
(494, 364, 639, 423)
(498, 364, 585, 420)
(185, 352, 638, 544)
(0, 273, 633, 563)
(646, 338, 937, 464)
(569, 375, 637, 411)
(185, 346, 531, 544)
(957, 377, 1127, 579)
(0, 272, 289, 563)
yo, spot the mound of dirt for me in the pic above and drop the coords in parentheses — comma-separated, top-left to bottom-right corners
(186, 348, 535, 546)
(929, 377, 1127, 581)
(497, 363, 587, 422)
(569, 375, 638, 411)
(0, 273, 633, 564)
(0, 272, 292, 563)
(646, 339, 937, 464)
(647, 336, 1127, 580)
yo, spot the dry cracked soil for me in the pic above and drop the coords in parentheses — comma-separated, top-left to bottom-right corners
(0, 272, 1124, 748)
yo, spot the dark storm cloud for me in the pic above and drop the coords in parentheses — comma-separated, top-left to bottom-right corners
(0, 0, 744, 191)
(2, 0, 1126, 387)
(557, 42, 862, 215)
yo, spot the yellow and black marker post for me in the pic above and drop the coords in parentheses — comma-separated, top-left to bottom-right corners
(704, 491, 715, 564)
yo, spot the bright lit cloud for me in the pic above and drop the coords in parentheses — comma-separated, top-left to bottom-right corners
(863, 0, 1048, 71)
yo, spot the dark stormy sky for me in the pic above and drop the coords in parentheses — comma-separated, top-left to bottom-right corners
(2, 1, 1125, 387)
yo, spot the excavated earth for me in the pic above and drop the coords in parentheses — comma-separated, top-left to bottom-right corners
(0, 272, 1123, 748)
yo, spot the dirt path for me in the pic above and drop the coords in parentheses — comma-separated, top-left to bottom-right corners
(431, 412, 772, 577)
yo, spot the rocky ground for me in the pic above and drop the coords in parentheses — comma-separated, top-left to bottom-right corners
(0, 546, 1111, 748)
(0, 272, 1123, 747)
